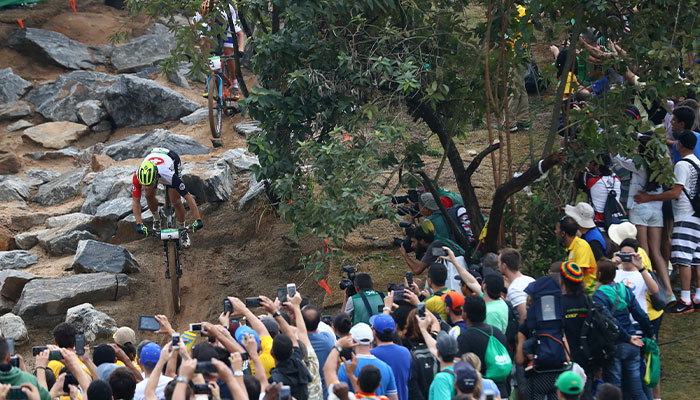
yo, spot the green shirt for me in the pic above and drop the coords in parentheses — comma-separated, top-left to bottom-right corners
(423, 215, 465, 256)
(0, 367, 51, 400)
(428, 366, 455, 400)
(485, 298, 509, 334)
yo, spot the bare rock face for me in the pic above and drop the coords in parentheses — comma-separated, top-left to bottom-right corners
(22, 122, 89, 150)
(0, 68, 32, 103)
(0, 152, 22, 175)
(32, 168, 89, 206)
(6, 28, 99, 70)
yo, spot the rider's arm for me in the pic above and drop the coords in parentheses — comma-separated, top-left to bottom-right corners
(131, 174, 144, 225)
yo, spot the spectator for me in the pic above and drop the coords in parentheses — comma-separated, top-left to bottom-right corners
(113, 326, 139, 370)
(636, 129, 700, 314)
(482, 273, 508, 334)
(303, 304, 336, 399)
(416, 193, 464, 256)
(453, 361, 479, 400)
(110, 367, 137, 400)
(332, 312, 353, 338)
(425, 331, 457, 400)
(48, 323, 91, 378)
(87, 379, 113, 400)
(398, 309, 434, 400)
(269, 333, 313, 400)
(498, 248, 534, 323)
(370, 314, 411, 400)
(565, 202, 608, 260)
(555, 370, 583, 400)
(577, 154, 622, 227)
(460, 352, 501, 399)
(669, 106, 700, 161)
(344, 273, 385, 324)
(357, 364, 391, 400)
(612, 239, 660, 317)
(592, 259, 653, 398)
(594, 383, 621, 400)
(442, 291, 467, 338)
(0, 338, 50, 400)
(134, 343, 173, 400)
(556, 216, 597, 294)
(425, 263, 453, 320)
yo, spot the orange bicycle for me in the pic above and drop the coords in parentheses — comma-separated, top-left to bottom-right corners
(207, 55, 239, 139)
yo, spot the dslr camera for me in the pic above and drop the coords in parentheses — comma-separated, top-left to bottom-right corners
(339, 265, 357, 296)
(393, 221, 415, 253)
(391, 189, 421, 217)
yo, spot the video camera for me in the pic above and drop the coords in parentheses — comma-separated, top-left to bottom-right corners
(339, 265, 357, 296)
(392, 189, 421, 217)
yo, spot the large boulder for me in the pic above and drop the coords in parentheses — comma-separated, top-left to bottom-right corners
(180, 108, 208, 125)
(0, 101, 33, 121)
(0, 251, 38, 270)
(25, 71, 117, 122)
(114, 209, 153, 244)
(0, 176, 30, 202)
(109, 26, 177, 73)
(11, 214, 50, 232)
(6, 28, 98, 70)
(101, 129, 210, 161)
(76, 100, 107, 127)
(0, 68, 32, 103)
(0, 152, 22, 175)
(32, 168, 88, 206)
(181, 160, 235, 204)
(103, 75, 200, 127)
(25, 168, 61, 188)
(0, 270, 37, 301)
(0, 313, 28, 343)
(13, 273, 129, 322)
(40, 230, 97, 256)
(235, 121, 263, 138)
(80, 166, 135, 214)
(65, 303, 117, 343)
(220, 148, 260, 172)
(72, 240, 140, 274)
(26, 146, 82, 161)
(22, 122, 89, 150)
(31, 213, 117, 255)
(95, 197, 138, 220)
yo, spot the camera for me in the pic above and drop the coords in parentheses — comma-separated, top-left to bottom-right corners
(393, 221, 415, 253)
(392, 189, 421, 217)
(338, 265, 356, 294)
(619, 253, 633, 263)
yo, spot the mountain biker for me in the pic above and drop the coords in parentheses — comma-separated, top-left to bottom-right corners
(193, 0, 247, 100)
(131, 148, 203, 248)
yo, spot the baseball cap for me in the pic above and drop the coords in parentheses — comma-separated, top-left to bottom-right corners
(96, 363, 119, 381)
(442, 291, 465, 313)
(113, 327, 136, 346)
(453, 361, 478, 393)
(564, 202, 596, 229)
(556, 370, 583, 395)
(607, 222, 637, 246)
(435, 331, 458, 360)
(234, 325, 261, 350)
(369, 314, 395, 333)
(419, 193, 440, 211)
(139, 342, 161, 368)
(560, 261, 584, 283)
(350, 323, 373, 345)
(675, 129, 698, 150)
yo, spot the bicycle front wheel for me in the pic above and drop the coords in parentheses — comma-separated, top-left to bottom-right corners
(168, 241, 181, 313)
(208, 73, 223, 138)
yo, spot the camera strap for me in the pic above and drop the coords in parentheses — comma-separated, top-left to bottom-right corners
(359, 291, 375, 318)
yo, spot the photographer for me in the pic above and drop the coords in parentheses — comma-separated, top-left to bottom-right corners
(343, 274, 385, 325)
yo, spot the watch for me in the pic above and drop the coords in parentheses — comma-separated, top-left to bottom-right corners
(273, 310, 282, 318)
(233, 370, 244, 377)
(334, 345, 343, 353)
(175, 376, 188, 384)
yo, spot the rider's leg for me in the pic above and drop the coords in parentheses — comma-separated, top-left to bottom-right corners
(169, 188, 187, 224)
(144, 185, 159, 214)
(223, 46, 238, 91)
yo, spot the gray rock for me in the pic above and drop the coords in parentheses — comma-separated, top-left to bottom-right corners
(25, 168, 61, 188)
(72, 240, 140, 274)
(13, 273, 129, 321)
(102, 129, 210, 161)
(46, 212, 95, 228)
(0, 298, 14, 314)
(5, 120, 33, 133)
(0, 251, 38, 270)
(40, 230, 97, 256)
(239, 175, 266, 210)
(115, 209, 153, 244)
(0, 176, 30, 202)
(109, 29, 177, 73)
(34, 214, 116, 255)
(0, 270, 37, 301)
(80, 166, 135, 214)
(10, 214, 49, 231)
(180, 108, 208, 125)
(32, 168, 88, 206)
(13, 230, 48, 250)
(22, 122, 89, 150)
(65, 303, 117, 343)
(0, 313, 28, 343)
(103, 75, 200, 127)
(0, 101, 33, 121)
(25, 71, 117, 122)
(6, 28, 97, 70)
(0, 68, 32, 103)
(76, 100, 107, 127)
(95, 197, 135, 220)
(91, 120, 112, 132)
(235, 121, 262, 138)
(168, 69, 191, 89)
(26, 146, 81, 161)
(181, 160, 234, 204)
(220, 148, 260, 172)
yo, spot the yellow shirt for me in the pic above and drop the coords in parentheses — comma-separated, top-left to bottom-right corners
(638, 247, 663, 321)
(425, 288, 452, 321)
(567, 237, 597, 293)
(250, 335, 275, 378)
(48, 358, 92, 379)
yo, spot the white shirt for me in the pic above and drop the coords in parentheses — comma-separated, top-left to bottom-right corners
(613, 155, 663, 210)
(134, 374, 173, 400)
(192, 4, 243, 35)
(506, 275, 535, 308)
(614, 268, 649, 316)
(317, 321, 336, 338)
(672, 154, 700, 221)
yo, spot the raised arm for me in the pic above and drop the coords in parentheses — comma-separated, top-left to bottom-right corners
(442, 247, 481, 295)
(260, 296, 299, 347)
(242, 333, 268, 392)
(146, 342, 173, 400)
(289, 292, 312, 348)
(228, 297, 270, 337)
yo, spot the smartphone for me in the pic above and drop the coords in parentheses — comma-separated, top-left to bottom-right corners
(75, 334, 85, 356)
(189, 323, 203, 332)
(49, 350, 63, 361)
(280, 386, 291, 400)
(286, 283, 296, 298)
(321, 315, 332, 325)
(172, 334, 180, 349)
(484, 390, 495, 400)
(245, 297, 262, 308)
(195, 361, 216, 375)
(377, 304, 383, 313)
(229, 318, 240, 333)
(63, 373, 78, 393)
(277, 287, 287, 302)
(393, 289, 405, 302)
(431, 247, 447, 257)
(224, 299, 233, 314)
(32, 346, 48, 356)
(7, 387, 27, 400)
(6, 338, 14, 356)
(193, 384, 211, 395)
(417, 302, 426, 318)
(138, 315, 160, 331)
(619, 253, 633, 262)
(405, 272, 413, 287)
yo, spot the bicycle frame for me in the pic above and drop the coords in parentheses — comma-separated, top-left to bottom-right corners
(206, 56, 236, 106)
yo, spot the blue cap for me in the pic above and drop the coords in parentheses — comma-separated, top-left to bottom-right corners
(234, 325, 260, 350)
(454, 362, 478, 393)
(96, 363, 119, 381)
(369, 313, 395, 333)
(139, 342, 161, 368)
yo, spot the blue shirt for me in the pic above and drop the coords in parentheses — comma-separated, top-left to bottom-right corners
(337, 354, 398, 396)
(428, 367, 455, 400)
(308, 331, 336, 400)
(371, 344, 412, 400)
(582, 227, 607, 257)
(672, 131, 700, 162)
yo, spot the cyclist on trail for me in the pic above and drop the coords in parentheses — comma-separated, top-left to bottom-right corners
(131, 148, 203, 248)
(193, 0, 247, 100)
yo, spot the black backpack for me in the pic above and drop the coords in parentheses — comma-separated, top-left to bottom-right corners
(443, 205, 476, 246)
(525, 61, 547, 95)
(602, 178, 627, 230)
(579, 296, 619, 369)
(679, 159, 700, 217)
(411, 343, 439, 389)
(503, 299, 520, 351)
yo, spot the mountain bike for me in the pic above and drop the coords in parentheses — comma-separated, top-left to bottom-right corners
(207, 55, 239, 139)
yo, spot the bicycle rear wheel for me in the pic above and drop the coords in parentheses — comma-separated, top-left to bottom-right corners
(168, 241, 181, 313)
(208, 73, 223, 138)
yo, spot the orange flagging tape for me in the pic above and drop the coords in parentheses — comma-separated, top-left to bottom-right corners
(324, 239, 329, 253)
(17, 19, 25, 28)
(70, 0, 77, 13)
(317, 279, 332, 295)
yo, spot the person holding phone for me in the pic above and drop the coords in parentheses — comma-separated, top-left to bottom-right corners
(0, 338, 51, 400)
(424, 264, 455, 321)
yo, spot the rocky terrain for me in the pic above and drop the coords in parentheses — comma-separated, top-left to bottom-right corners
(0, 0, 323, 353)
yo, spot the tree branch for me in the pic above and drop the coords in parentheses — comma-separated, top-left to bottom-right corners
(465, 141, 500, 178)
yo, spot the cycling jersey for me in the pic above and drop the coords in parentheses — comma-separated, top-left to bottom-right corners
(192, 3, 242, 48)
(132, 148, 188, 197)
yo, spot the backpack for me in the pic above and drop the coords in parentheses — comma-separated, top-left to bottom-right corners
(469, 326, 512, 381)
(411, 344, 439, 388)
(525, 60, 547, 95)
(503, 299, 520, 351)
(444, 205, 475, 245)
(602, 177, 627, 230)
(579, 296, 619, 369)
(678, 159, 700, 217)
(523, 277, 570, 372)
